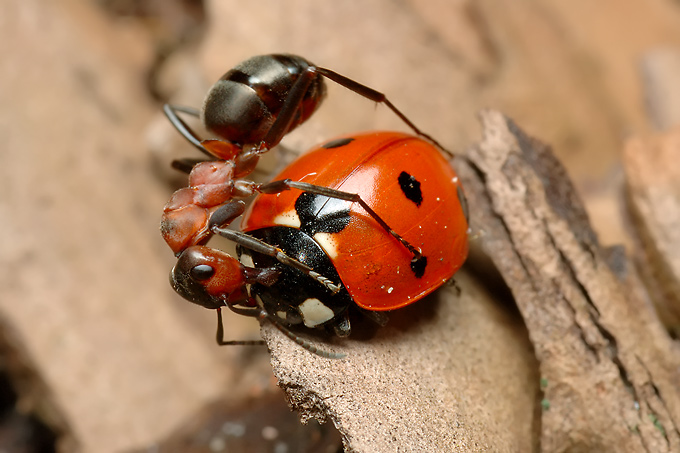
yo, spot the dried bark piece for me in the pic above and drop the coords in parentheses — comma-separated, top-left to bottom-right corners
(461, 110, 680, 452)
(640, 48, 680, 130)
(264, 268, 539, 453)
(624, 129, 680, 336)
(265, 110, 680, 452)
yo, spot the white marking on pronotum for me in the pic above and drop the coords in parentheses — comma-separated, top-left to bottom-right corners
(298, 298, 334, 327)
(273, 210, 301, 228)
(313, 232, 339, 259)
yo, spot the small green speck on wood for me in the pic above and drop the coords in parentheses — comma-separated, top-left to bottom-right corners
(648, 414, 666, 437)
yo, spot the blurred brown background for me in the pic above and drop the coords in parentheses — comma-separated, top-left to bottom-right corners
(2, 0, 680, 451)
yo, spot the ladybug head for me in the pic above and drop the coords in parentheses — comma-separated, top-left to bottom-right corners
(170, 246, 279, 310)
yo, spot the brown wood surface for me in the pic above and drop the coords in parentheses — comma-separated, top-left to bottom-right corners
(2, 0, 680, 451)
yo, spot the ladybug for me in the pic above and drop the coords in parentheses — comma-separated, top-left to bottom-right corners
(161, 54, 452, 256)
(170, 131, 469, 358)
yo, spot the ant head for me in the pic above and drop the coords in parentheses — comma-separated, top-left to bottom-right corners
(170, 246, 248, 310)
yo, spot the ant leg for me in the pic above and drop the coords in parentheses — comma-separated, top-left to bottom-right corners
(258, 68, 318, 152)
(258, 179, 427, 275)
(163, 104, 213, 157)
(208, 201, 246, 231)
(215, 307, 266, 346)
(258, 65, 451, 157)
(211, 226, 342, 294)
(333, 312, 351, 337)
(314, 67, 453, 157)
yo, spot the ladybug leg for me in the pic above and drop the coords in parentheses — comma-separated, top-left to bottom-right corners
(332, 312, 351, 337)
(226, 300, 346, 359)
(211, 226, 343, 294)
(445, 277, 462, 296)
(357, 308, 389, 327)
(314, 67, 454, 157)
(258, 179, 427, 274)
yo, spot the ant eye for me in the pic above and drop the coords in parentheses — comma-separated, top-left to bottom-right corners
(190, 264, 215, 281)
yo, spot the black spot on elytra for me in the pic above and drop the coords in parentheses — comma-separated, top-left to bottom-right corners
(398, 171, 422, 207)
(321, 137, 354, 149)
(410, 256, 427, 278)
(295, 192, 351, 235)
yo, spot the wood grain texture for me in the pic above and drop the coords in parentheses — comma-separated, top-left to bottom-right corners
(461, 111, 680, 452)
(624, 130, 680, 336)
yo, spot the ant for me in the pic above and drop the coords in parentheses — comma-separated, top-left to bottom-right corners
(161, 54, 450, 357)
(161, 54, 450, 254)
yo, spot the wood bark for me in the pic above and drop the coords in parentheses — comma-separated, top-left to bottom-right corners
(462, 111, 680, 452)
(266, 110, 680, 452)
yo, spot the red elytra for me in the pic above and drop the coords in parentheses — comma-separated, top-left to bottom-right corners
(240, 131, 469, 311)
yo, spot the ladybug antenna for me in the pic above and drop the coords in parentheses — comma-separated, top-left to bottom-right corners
(263, 314, 347, 360)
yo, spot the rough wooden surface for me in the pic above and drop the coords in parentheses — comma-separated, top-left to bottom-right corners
(3, 0, 680, 451)
(628, 49, 680, 336)
(461, 111, 680, 452)
(266, 110, 680, 452)
(265, 267, 539, 452)
(624, 131, 680, 335)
